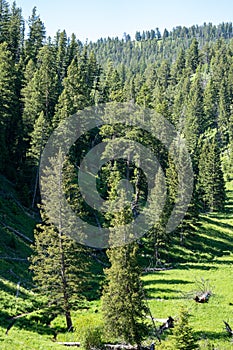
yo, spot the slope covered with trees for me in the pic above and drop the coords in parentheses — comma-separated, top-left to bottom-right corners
(0, 0, 233, 348)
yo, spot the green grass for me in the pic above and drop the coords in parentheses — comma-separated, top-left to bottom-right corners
(144, 180, 233, 349)
(1, 176, 233, 348)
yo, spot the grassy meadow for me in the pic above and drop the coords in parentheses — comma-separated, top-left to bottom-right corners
(0, 178, 233, 349)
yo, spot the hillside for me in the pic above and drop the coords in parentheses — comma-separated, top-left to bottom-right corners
(1, 1, 233, 348)
(0, 177, 233, 348)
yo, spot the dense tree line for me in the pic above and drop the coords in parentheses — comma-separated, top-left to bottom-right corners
(0, 0, 231, 344)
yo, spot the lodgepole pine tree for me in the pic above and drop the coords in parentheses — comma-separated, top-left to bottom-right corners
(101, 165, 148, 347)
(197, 129, 226, 212)
(22, 45, 59, 138)
(171, 308, 199, 350)
(30, 150, 88, 330)
(8, 1, 24, 62)
(52, 49, 100, 127)
(25, 6, 45, 62)
(144, 167, 167, 265)
(0, 0, 10, 44)
(0, 42, 17, 174)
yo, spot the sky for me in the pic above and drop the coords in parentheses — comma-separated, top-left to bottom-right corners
(7, 0, 233, 42)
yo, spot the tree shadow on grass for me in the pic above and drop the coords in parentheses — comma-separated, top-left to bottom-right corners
(184, 226, 233, 261)
(143, 278, 193, 286)
(145, 287, 183, 299)
(195, 330, 229, 342)
(0, 279, 30, 300)
(176, 263, 218, 270)
(0, 309, 58, 337)
(202, 216, 233, 231)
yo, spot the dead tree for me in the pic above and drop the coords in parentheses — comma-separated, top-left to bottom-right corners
(158, 316, 174, 335)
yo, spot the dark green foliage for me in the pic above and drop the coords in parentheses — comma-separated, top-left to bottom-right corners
(25, 7, 46, 62)
(53, 49, 100, 126)
(0, 1, 232, 345)
(30, 151, 88, 330)
(172, 308, 199, 350)
(198, 130, 226, 212)
(186, 38, 199, 74)
(0, 42, 18, 175)
(102, 168, 148, 346)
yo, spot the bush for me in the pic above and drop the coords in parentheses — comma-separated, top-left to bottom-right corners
(82, 326, 104, 350)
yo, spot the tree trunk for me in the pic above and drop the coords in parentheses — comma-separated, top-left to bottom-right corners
(65, 309, 73, 331)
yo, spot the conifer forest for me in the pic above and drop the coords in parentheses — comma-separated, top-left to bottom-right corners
(1, 1, 233, 349)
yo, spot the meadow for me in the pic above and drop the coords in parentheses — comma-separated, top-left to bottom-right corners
(0, 178, 233, 349)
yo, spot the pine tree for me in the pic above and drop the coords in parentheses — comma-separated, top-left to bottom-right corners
(0, 42, 18, 174)
(197, 130, 226, 212)
(172, 308, 199, 350)
(186, 38, 199, 74)
(53, 49, 99, 126)
(8, 1, 24, 62)
(55, 29, 68, 83)
(30, 150, 88, 330)
(0, 0, 10, 44)
(183, 70, 203, 163)
(101, 61, 124, 102)
(171, 48, 185, 85)
(136, 82, 151, 108)
(217, 77, 231, 147)
(25, 7, 46, 62)
(144, 167, 167, 264)
(22, 44, 59, 138)
(203, 77, 218, 130)
(67, 33, 79, 67)
(101, 166, 148, 346)
(172, 76, 190, 128)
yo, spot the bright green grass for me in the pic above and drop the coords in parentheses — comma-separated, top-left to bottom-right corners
(144, 180, 233, 349)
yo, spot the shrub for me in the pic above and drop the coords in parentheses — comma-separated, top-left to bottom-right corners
(82, 326, 104, 350)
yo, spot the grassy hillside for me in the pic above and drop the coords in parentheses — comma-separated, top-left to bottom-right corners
(0, 176, 233, 349)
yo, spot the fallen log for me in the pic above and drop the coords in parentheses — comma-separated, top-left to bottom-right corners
(105, 345, 139, 350)
(143, 267, 173, 273)
(56, 342, 80, 347)
(0, 221, 33, 243)
(6, 312, 34, 335)
(0, 257, 28, 262)
(56, 344, 149, 349)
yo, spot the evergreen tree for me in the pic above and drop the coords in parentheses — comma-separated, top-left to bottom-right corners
(53, 49, 99, 126)
(183, 70, 203, 161)
(22, 44, 59, 138)
(101, 166, 147, 346)
(186, 38, 199, 74)
(217, 77, 231, 147)
(203, 77, 218, 130)
(101, 60, 124, 102)
(197, 130, 226, 212)
(144, 167, 167, 264)
(30, 150, 88, 331)
(171, 48, 185, 84)
(55, 29, 68, 84)
(25, 7, 46, 62)
(8, 1, 24, 62)
(0, 42, 18, 174)
(0, 0, 10, 44)
(67, 33, 80, 66)
(171, 308, 199, 350)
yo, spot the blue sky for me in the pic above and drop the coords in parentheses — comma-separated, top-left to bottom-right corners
(8, 0, 233, 42)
